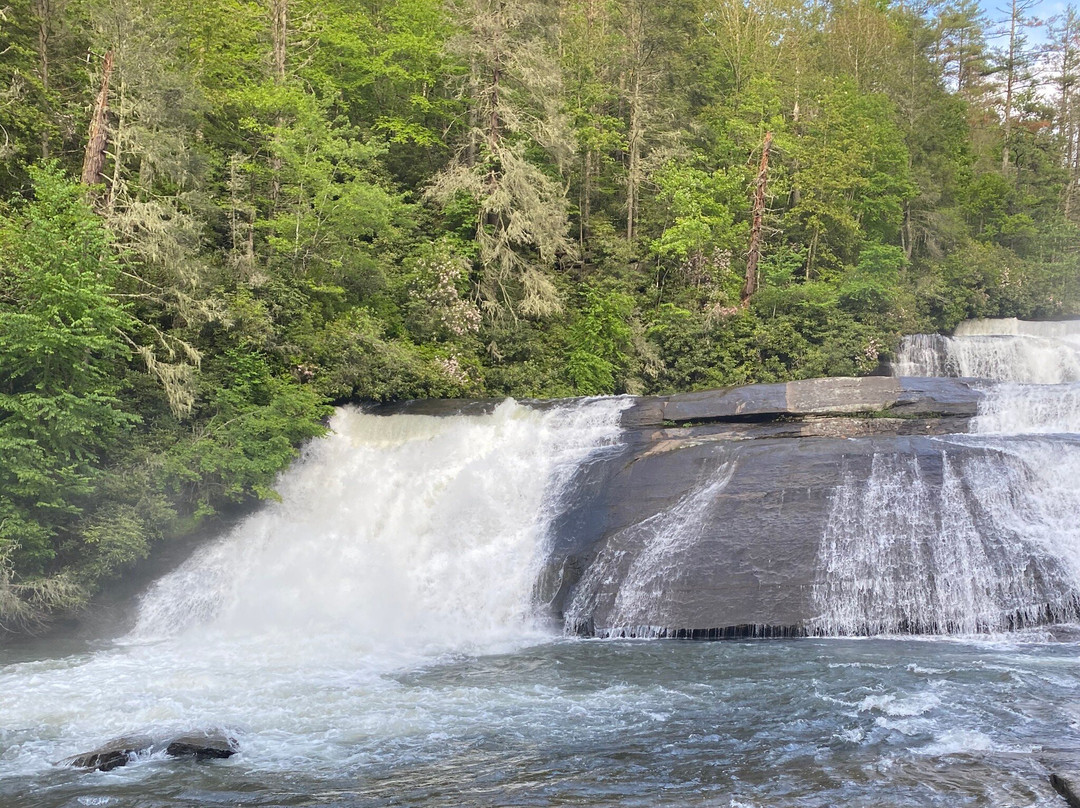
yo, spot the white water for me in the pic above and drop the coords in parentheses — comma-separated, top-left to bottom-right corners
(895, 319, 1080, 383)
(813, 446, 1080, 634)
(816, 318, 1080, 634)
(973, 382, 1080, 434)
(0, 399, 627, 777)
(565, 462, 738, 637)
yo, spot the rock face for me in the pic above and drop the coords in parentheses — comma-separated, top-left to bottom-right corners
(620, 376, 984, 428)
(60, 729, 238, 772)
(533, 376, 1080, 638)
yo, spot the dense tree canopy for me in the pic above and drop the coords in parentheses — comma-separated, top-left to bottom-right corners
(0, 0, 1078, 629)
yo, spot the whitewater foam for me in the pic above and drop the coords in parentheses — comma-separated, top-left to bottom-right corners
(821, 319, 1080, 635)
(895, 318, 1080, 384)
(0, 399, 629, 778)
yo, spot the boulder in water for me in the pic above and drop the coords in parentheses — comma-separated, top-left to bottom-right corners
(164, 729, 238, 760)
(60, 729, 238, 771)
(60, 734, 154, 772)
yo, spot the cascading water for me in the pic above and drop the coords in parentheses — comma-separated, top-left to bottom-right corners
(565, 462, 738, 638)
(130, 400, 625, 647)
(0, 399, 626, 782)
(812, 447, 1080, 634)
(814, 318, 1080, 635)
(894, 318, 1080, 383)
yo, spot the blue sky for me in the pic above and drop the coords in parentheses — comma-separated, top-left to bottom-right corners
(976, 0, 1066, 46)
(977, 0, 1064, 20)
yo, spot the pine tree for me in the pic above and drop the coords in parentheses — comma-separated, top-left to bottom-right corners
(429, 0, 574, 319)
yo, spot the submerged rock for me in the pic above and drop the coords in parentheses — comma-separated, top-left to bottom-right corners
(60, 729, 238, 772)
(1051, 773, 1080, 807)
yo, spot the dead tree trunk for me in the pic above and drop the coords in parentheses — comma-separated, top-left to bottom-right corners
(271, 0, 287, 82)
(626, 68, 642, 242)
(33, 0, 52, 160)
(742, 130, 772, 304)
(80, 50, 114, 187)
(269, 0, 287, 209)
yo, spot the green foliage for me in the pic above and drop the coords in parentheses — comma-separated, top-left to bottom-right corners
(785, 83, 917, 276)
(0, 165, 137, 573)
(164, 350, 329, 512)
(651, 160, 747, 265)
(567, 288, 634, 395)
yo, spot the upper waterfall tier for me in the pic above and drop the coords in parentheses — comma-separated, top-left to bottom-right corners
(895, 318, 1080, 383)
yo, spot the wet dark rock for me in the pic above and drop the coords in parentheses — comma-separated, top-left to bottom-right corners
(164, 730, 239, 760)
(60, 734, 154, 772)
(1051, 773, 1080, 807)
(543, 427, 1080, 638)
(60, 729, 238, 772)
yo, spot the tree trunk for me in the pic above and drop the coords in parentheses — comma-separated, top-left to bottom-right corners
(270, 0, 287, 209)
(33, 0, 51, 160)
(624, 2, 645, 244)
(626, 69, 642, 242)
(742, 131, 772, 304)
(1002, 1, 1016, 172)
(81, 50, 114, 187)
(271, 0, 287, 82)
(106, 80, 126, 213)
(466, 55, 480, 168)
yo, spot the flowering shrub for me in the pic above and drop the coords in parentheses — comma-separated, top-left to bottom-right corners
(407, 250, 481, 340)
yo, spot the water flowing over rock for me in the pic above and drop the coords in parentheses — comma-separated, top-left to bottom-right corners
(60, 729, 238, 772)
(895, 318, 1080, 383)
(131, 400, 627, 645)
(107, 320, 1080, 646)
(547, 320, 1080, 637)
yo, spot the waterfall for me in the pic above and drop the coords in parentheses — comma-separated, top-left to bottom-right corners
(973, 383, 1080, 435)
(895, 318, 1080, 383)
(0, 399, 629, 778)
(564, 463, 738, 638)
(132, 399, 627, 647)
(812, 447, 1080, 634)
(814, 318, 1080, 635)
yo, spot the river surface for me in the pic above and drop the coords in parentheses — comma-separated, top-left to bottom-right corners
(2, 632, 1079, 807)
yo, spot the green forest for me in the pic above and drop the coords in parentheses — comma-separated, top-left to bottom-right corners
(0, 0, 1078, 629)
